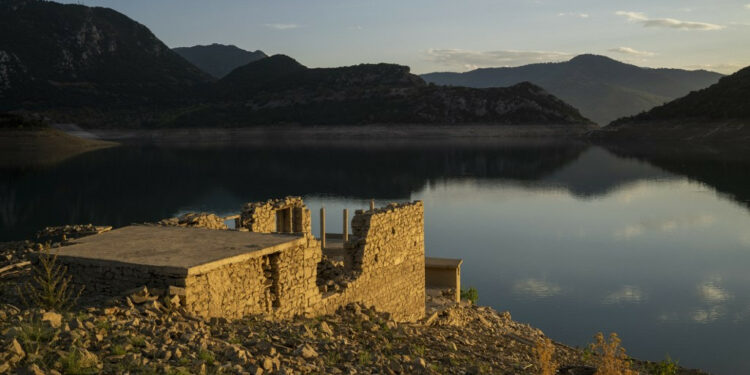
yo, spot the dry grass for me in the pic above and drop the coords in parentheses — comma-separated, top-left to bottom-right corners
(591, 332, 637, 375)
(534, 337, 556, 375)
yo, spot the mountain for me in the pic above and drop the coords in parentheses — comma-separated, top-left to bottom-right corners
(169, 55, 594, 127)
(0, 1, 593, 129)
(603, 65, 750, 141)
(173, 44, 267, 78)
(0, 0, 212, 110)
(421, 54, 723, 125)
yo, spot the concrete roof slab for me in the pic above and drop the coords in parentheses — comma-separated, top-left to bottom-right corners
(54, 225, 305, 274)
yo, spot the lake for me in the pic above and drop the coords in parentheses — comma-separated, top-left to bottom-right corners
(2, 138, 750, 374)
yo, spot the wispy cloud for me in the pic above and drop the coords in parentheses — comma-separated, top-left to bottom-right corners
(616, 11, 724, 30)
(684, 62, 745, 74)
(558, 12, 589, 19)
(425, 49, 572, 71)
(608, 46, 655, 57)
(264, 23, 301, 30)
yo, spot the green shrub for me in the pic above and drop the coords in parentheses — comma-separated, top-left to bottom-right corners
(17, 318, 58, 357)
(460, 287, 479, 304)
(198, 349, 215, 365)
(648, 356, 679, 375)
(61, 348, 99, 374)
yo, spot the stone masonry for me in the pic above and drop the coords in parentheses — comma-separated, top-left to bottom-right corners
(239, 197, 311, 235)
(56, 199, 425, 322)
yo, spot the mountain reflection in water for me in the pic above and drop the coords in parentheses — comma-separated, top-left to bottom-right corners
(3, 139, 750, 374)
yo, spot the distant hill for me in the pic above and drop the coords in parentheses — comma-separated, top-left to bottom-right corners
(0, 0, 212, 110)
(173, 44, 267, 78)
(602, 65, 750, 141)
(169, 54, 594, 127)
(421, 55, 722, 125)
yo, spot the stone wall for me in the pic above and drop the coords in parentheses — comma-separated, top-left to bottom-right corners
(239, 197, 311, 235)
(59, 259, 186, 296)
(313, 201, 426, 321)
(183, 200, 425, 322)
(183, 237, 321, 320)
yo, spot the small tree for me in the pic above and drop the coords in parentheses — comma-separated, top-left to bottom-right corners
(18, 247, 83, 311)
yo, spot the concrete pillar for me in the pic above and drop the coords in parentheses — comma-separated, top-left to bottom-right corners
(369, 199, 375, 210)
(343, 209, 349, 242)
(320, 207, 326, 248)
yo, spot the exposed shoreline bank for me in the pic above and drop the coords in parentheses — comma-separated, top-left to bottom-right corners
(0, 128, 118, 168)
(88, 124, 596, 142)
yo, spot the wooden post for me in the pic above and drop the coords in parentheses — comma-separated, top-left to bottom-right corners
(369, 199, 375, 210)
(343, 208, 349, 242)
(320, 207, 326, 249)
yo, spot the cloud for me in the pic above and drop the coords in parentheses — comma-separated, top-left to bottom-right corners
(603, 285, 645, 304)
(684, 62, 745, 74)
(558, 12, 589, 18)
(264, 23, 301, 30)
(425, 49, 572, 71)
(512, 278, 562, 298)
(616, 11, 724, 30)
(746, 4, 750, 9)
(607, 47, 655, 57)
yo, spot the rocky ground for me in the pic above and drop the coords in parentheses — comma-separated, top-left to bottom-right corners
(1, 226, 708, 375)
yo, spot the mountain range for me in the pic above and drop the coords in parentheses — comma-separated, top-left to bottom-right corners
(0, 0, 592, 129)
(170, 54, 592, 127)
(421, 55, 723, 125)
(173, 44, 267, 78)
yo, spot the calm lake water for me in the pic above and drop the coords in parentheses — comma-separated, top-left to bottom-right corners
(3, 139, 750, 374)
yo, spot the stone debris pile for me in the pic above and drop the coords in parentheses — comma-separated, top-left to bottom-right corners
(315, 256, 350, 294)
(157, 213, 228, 230)
(2, 292, 693, 375)
(35, 224, 112, 244)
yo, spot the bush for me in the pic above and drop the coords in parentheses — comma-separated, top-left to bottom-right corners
(590, 332, 636, 375)
(61, 348, 99, 374)
(534, 337, 556, 375)
(460, 287, 479, 304)
(647, 356, 679, 375)
(18, 247, 83, 312)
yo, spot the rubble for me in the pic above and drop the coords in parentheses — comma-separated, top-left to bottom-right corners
(157, 213, 228, 230)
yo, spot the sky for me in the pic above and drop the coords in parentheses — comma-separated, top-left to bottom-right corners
(58, 0, 750, 74)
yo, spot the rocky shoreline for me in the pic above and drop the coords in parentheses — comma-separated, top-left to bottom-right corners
(1, 225, 708, 375)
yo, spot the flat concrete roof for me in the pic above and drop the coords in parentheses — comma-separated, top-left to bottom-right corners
(55, 225, 306, 276)
(425, 257, 463, 269)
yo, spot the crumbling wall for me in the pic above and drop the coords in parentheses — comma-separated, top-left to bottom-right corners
(239, 197, 311, 235)
(183, 201, 425, 322)
(157, 213, 228, 230)
(313, 201, 426, 322)
(183, 237, 321, 320)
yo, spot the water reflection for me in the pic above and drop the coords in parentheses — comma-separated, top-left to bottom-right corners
(4, 139, 750, 373)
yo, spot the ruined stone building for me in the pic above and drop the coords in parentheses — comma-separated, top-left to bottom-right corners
(56, 197, 431, 322)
